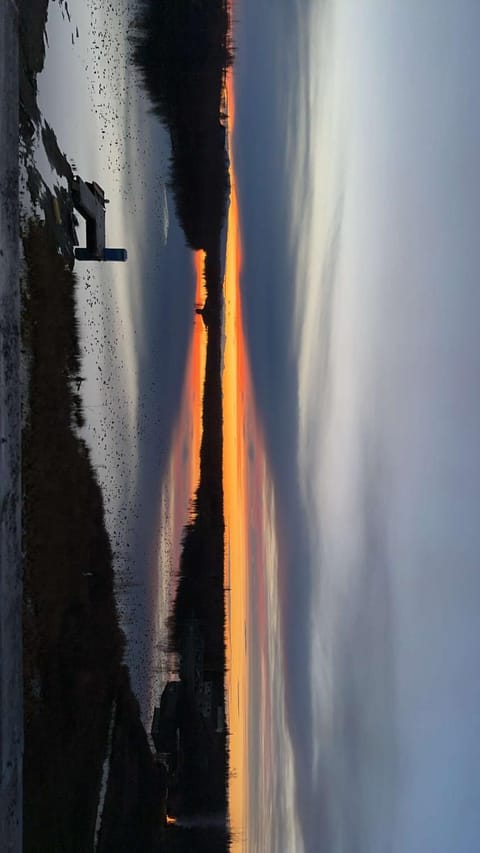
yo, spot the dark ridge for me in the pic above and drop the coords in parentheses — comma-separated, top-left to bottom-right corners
(22, 220, 166, 851)
(96, 666, 167, 853)
(171, 245, 224, 661)
(131, 0, 233, 251)
(131, 3, 232, 838)
(159, 243, 229, 836)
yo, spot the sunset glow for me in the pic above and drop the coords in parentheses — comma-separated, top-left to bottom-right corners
(164, 250, 207, 574)
(223, 69, 275, 850)
(151, 251, 208, 704)
(152, 65, 277, 851)
(222, 71, 249, 840)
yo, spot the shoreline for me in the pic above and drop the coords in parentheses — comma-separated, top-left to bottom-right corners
(0, 0, 23, 849)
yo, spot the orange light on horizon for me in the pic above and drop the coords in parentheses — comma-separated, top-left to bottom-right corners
(166, 815, 177, 825)
(223, 58, 278, 851)
(223, 66, 253, 851)
(154, 251, 207, 622)
(152, 54, 275, 851)
(165, 251, 207, 570)
(189, 250, 208, 499)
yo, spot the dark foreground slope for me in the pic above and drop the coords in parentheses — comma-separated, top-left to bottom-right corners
(19, 0, 233, 847)
(0, 1, 22, 847)
(18, 1, 169, 846)
(22, 221, 165, 852)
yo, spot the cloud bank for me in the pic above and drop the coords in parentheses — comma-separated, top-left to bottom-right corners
(237, 0, 480, 849)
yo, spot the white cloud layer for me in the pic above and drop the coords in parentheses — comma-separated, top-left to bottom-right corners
(291, 1, 480, 850)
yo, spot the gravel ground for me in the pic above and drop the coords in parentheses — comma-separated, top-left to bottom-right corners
(0, 1, 23, 850)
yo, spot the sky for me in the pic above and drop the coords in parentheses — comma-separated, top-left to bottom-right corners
(32, 0, 480, 850)
(233, 1, 480, 851)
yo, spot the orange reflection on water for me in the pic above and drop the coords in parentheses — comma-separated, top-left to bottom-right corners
(223, 68, 271, 851)
(154, 66, 272, 850)
(190, 251, 208, 499)
(222, 68, 246, 845)
(159, 252, 207, 598)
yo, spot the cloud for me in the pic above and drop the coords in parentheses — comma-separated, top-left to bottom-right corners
(293, 2, 480, 850)
(238, 0, 480, 850)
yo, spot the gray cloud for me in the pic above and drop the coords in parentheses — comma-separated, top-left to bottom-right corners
(237, 0, 480, 850)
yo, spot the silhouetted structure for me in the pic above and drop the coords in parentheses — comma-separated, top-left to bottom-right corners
(151, 682, 182, 754)
(72, 177, 127, 262)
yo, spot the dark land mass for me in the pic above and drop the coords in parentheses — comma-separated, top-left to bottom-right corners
(173, 248, 224, 666)
(96, 667, 168, 853)
(19, 5, 167, 851)
(162, 245, 228, 828)
(20, 0, 233, 849)
(132, 0, 232, 251)
(22, 220, 166, 853)
(133, 1, 232, 838)
(132, 1, 232, 842)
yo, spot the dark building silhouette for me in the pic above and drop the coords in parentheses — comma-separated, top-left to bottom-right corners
(72, 177, 127, 262)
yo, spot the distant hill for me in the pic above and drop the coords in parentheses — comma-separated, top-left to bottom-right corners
(132, 0, 232, 250)
(132, 6, 232, 832)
